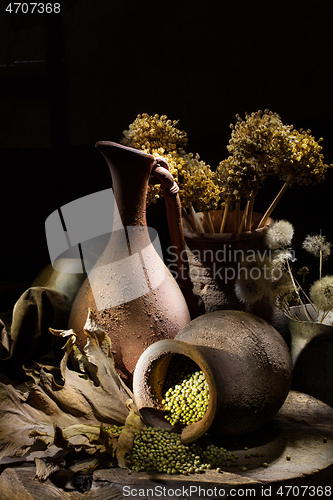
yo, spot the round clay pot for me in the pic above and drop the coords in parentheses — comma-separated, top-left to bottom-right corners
(133, 310, 292, 443)
(286, 304, 333, 408)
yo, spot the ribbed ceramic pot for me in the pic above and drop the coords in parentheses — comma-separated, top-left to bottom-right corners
(182, 210, 287, 334)
(133, 310, 292, 443)
(286, 304, 333, 408)
(183, 210, 274, 311)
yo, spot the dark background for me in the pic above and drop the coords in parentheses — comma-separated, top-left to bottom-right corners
(1, 0, 333, 310)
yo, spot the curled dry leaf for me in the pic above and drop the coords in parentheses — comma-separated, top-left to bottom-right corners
(0, 383, 56, 460)
(99, 425, 119, 457)
(116, 401, 146, 469)
(0, 308, 140, 471)
(34, 451, 66, 482)
(47, 309, 135, 424)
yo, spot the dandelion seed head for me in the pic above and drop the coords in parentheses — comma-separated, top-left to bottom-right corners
(270, 271, 294, 294)
(310, 275, 333, 312)
(275, 288, 299, 311)
(234, 254, 271, 304)
(302, 234, 331, 260)
(234, 279, 265, 304)
(270, 249, 295, 271)
(266, 271, 298, 309)
(264, 220, 294, 249)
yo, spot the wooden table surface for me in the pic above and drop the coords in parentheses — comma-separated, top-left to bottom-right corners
(1, 390, 332, 500)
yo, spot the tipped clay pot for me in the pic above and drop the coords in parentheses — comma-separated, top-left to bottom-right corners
(133, 310, 292, 443)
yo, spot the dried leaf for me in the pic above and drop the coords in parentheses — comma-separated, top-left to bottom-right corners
(0, 307, 145, 478)
(0, 319, 10, 359)
(25, 384, 78, 424)
(0, 309, 139, 464)
(80, 309, 134, 408)
(62, 424, 101, 442)
(99, 426, 119, 457)
(34, 451, 66, 482)
(69, 456, 100, 473)
(84, 309, 111, 356)
(116, 402, 146, 469)
(0, 383, 55, 460)
(61, 424, 104, 454)
(43, 310, 135, 425)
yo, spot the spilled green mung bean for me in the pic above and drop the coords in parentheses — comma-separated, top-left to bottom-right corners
(104, 424, 124, 434)
(161, 354, 209, 426)
(131, 427, 238, 475)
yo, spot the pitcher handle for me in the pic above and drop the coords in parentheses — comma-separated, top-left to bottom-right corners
(151, 158, 204, 319)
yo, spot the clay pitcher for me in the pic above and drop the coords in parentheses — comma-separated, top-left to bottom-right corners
(68, 142, 191, 384)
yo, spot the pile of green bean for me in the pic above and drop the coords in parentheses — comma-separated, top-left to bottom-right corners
(131, 427, 238, 474)
(104, 424, 124, 434)
(161, 354, 209, 426)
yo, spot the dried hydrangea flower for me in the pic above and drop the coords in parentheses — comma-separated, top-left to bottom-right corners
(214, 156, 265, 204)
(310, 276, 333, 314)
(122, 113, 188, 153)
(227, 110, 294, 178)
(177, 152, 220, 211)
(302, 235, 332, 260)
(286, 128, 329, 187)
(121, 113, 220, 211)
(222, 110, 332, 229)
(264, 220, 294, 250)
(227, 110, 331, 187)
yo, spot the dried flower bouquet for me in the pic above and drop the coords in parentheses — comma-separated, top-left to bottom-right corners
(216, 110, 332, 232)
(121, 111, 332, 235)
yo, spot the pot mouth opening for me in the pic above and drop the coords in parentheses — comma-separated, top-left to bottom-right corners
(95, 141, 155, 161)
(134, 343, 217, 443)
(183, 211, 274, 243)
(287, 303, 322, 323)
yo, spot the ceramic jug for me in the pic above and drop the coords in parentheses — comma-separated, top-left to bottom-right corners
(68, 142, 191, 385)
